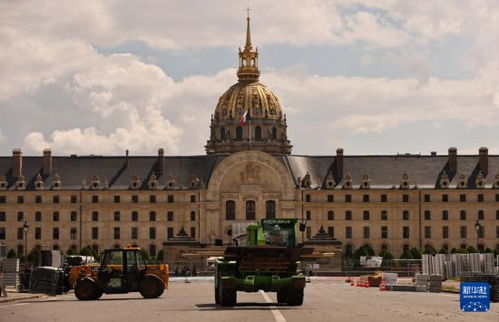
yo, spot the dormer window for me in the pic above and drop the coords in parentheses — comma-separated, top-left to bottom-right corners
(90, 175, 101, 190)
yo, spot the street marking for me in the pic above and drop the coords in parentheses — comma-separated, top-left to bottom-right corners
(259, 290, 286, 322)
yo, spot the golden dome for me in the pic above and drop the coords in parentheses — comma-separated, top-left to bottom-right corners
(214, 81, 283, 122)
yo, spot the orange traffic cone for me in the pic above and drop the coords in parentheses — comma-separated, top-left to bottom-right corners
(356, 279, 361, 287)
(380, 281, 386, 291)
(350, 279, 354, 286)
(365, 281, 370, 288)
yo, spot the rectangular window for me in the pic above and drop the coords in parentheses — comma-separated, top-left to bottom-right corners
(35, 195, 42, 204)
(35, 227, 41, 240)
(345, 211, 352, 221)
(167, 211, 174, 222)
(190, 195, 196, 203)
(496, 194, 499, 202)
(149, 211, 156, 221)
(53, 227, 59, 240)
(167, 227, 174, 239)
(114, 211, 120, 221)
(92, 227, 98, 239)
(442, 194, 448, 202)
(190, 227, 196, 238)
(0, 227, 5, 240)
(150, 227, 156, 239)
(496, 226, 499, 238)
(442, 226, 449, 239)
(381, 210, 388, 220)
(460, 210, 466, 220)
(424, 226, 431, 239)
(477, 194, 484, 202)
(460, 226, 467, 238)
(497, 210, 499, 220)
(0, 212, 5, 221)
(70, 227, 77, 240)
(402, 210, 409, 220)
(424, 210, 431, 220)
(92, 195, 98, 203)
(149, 245, 156, 257)
(305, 194, 311, 202)
(35, 212, 42, 222)
(71, 195, 78, 203)
(442, 210, 448, 220)
(306, 211, 311, 220)
(17, 211, 24, 222)
(478, 210, 484, 220)
(363, 226, 370, 239)
(114, 195, 120, 203)
(345, 226, 352, 239)
(460, 194, 466, 202)
(92, 211, 98, 221)
(363, 194, 369, 202)
(403, 226, 410, 239)
(327, 226, 334, 238)
(190, 211, 196, 221)
(132, 195, 138, 203)
(53, 212, 59, 221)
(149, 195, 156, 203)
(327, 194, 334, 203)
(17, 196, 24, 204)
(381, 226, 388, 239)
(327, 211, 334, 220)
(132, 211, 138, 221)
(402, 194, 409, 202)
(424, 194, 430, 202)
(114, 227, 120, 240)
(167, 195, 174, 203)
(131, 227, 138, 239)
(0, 196, 5, 203)
(478, 226, 485, 238)
(53, 196, 59, 204)
(345, 195, 352, 202)
(306, 226, 311, 239)
(363, 211, 370, 220)
(70, 211, 77, 222)
(18, 227, 24, 240)
(381, 194, 388, 202)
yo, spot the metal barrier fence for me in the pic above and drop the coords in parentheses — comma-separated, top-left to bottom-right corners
(422, 253, 499, 280)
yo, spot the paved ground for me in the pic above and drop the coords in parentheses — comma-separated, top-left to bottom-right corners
(1, 280, 497, 322)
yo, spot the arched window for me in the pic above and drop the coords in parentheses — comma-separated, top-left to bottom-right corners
(246, 200, 256, 220)
(272, 127, 277, 140)
(265, 200, 275, 219)
(226, 200, 235, 220)
(255, 126, 262, 140)
(220, 127, 226, 140)
(251, 58, 255, 67)
(236, 127, 243, 141)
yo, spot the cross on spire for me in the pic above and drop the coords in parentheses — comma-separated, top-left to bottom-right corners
(246, 6, 251, 18)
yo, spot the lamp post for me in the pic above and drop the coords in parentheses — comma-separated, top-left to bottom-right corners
(473, 219, 481, 252)
(23, 221, 29, 258)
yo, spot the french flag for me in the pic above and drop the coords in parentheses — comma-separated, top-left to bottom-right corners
(240, 110, 250, 126)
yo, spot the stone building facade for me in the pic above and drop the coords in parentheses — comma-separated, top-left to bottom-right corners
(1, 17, 499, 260)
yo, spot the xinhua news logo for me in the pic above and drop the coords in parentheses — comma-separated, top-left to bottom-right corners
(460, 282, 490, 312)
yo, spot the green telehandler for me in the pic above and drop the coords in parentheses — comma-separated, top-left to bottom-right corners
(215, 218, 313, 306)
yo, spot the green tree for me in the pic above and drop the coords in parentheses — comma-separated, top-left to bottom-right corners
(450, 247, 457, 254)
(27, 248, 38, 262)
(409, 247, 422, 259)
(67, 246, 77, 255)
(156, 249, 164, 261)
(423, 245, 437, 255)
(438, 247, 448, 254)
(400, 250, 413, 259)
(6, 249, 17, 259)
(466, 246, 477, 253)
(457, 247, 468, 254)
(484, 247, 493, 254)
(79, 246, 93, 257)
(141, 249, 150, 261)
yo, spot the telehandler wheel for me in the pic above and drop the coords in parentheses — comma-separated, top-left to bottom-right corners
(219, 287, 237, 306)
(286, 287, 303, 306)
(214, 285, 220, 304)
(277, 288, 288, 304)
(75, 279, 100, 301)
(139, 276, 165, 299)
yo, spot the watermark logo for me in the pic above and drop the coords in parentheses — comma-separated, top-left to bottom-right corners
(460, 282, 490, 312)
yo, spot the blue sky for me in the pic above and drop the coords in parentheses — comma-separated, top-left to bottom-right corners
(1, 0, 499, 156)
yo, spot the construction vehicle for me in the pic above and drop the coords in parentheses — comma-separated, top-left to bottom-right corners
(73, 246, 169, 300)
(215, 218, 313, 306)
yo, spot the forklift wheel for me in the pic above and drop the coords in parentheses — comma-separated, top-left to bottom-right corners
(139, 276, 165, 299)
(75, 279, 100, 301)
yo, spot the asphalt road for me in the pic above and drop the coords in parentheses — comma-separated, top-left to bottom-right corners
(1, 280, 498, 322)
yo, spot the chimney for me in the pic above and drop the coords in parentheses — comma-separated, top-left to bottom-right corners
(479, 147, 488, 176)
(43, 149, 52, 176)
(335, 148, 344, 179)
(448, 147, 457, 174)
(12, 148, 22, 179)
(157, 148, 164, 174)
(125, 149, 129, 167)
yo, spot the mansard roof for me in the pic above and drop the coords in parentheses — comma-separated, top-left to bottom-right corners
(0, 153, 498, 190)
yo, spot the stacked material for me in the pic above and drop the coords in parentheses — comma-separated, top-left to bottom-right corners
(382, 273, 398, 286)
(29, 267, 64, 295)
(386, 284, 416, 292)
(415, 274, 429, 292)
(359, 274, 382, 287)
(41, 250, 62, 268)
(0, 259, 20, 287)
(429, 275, 442, 293)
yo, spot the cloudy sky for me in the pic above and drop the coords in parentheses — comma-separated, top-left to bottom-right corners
(1, 0, 499, 157)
